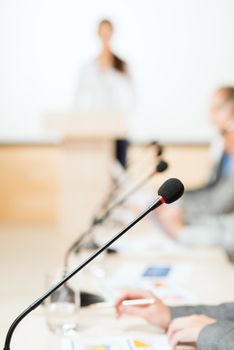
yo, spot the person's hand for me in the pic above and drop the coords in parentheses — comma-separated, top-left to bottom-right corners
(167, 315, 217, 350)
(156, 206, 185, 239)
(115, 290, 171, 330)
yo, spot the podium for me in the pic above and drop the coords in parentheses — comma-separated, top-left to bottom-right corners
(45, 111, 127, 248)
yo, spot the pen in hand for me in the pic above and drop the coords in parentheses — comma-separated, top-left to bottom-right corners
(89, 298, 156, 309)
(121, 298, 156, 306)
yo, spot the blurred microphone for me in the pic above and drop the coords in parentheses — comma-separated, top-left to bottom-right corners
(147, 141, 164, 157)
(156, 143, 164, 157)
(63, 160, 168, 307)
(110, 141, 164, 198)
(3, 178, 184, 350)
(125, 141, 163, 169)
(64, 159, 169, 263)
(63, 161, 167, 307)
(96, 159, 168, 223)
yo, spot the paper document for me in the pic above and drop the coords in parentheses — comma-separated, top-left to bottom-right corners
(69, 335, 170, 350)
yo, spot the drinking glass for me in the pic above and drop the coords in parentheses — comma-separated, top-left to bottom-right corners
(44, 269, 80, 336)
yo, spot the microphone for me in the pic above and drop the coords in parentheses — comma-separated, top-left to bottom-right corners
(3, 178, 184, 350)
(156, 144, 163, 156)
(155, 159, 167, 172)
(148, 141, 164, 157)
(109, 141, 164, 201)
(64, 159, 169, 261)
(63, 160, 169, 307)
(98, 159, 169, 222)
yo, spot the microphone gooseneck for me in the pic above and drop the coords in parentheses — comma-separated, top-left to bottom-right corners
(3, 178, 184, 350)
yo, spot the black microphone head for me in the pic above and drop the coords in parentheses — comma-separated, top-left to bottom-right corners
(158, 178, 184, 204)
(157, 144, 164, 156)
(156, 159, 168, 173)
(148, 141, 158, 147)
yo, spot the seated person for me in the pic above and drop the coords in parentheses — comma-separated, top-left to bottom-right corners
(197, 86, 234, 188)
(115, 289, 234, 350)
(207, 86, 234, 186)
(157, 100, 234, 256)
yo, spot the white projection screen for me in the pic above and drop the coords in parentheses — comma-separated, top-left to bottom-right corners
(0, 0, 234, 143)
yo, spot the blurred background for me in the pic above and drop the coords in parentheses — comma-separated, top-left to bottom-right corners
(1, 1, 234, 349)
(1, 0, 234, 141)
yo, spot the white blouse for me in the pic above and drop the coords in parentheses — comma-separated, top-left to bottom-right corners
(74, 60, 134, 115)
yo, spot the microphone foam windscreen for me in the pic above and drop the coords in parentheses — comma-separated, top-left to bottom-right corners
(149, 141, 158, 147)
(158, 178, 184, 204)
(157, 144, 164, 156)
(156, 160, 168, 173)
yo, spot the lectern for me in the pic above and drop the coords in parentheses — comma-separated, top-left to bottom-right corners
(45, 111, 127, 248)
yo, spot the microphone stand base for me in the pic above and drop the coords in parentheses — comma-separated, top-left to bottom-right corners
(80, 291, 105, 307)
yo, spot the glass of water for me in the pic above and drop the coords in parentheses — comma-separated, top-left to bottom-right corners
(44, 269, 80, 336)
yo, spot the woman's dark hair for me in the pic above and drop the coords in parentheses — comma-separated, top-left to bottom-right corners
(216, 86, 234, 102)
(98, 19, 127, 74)
(112, 54, 127, 74)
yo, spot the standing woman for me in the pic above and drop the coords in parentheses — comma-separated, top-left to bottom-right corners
(74, 19, 134, 169)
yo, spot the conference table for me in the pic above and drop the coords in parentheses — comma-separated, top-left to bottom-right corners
(5, 220, 234, 350)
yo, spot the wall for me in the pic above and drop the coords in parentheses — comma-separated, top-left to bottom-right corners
(1, 0, 234, 142)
